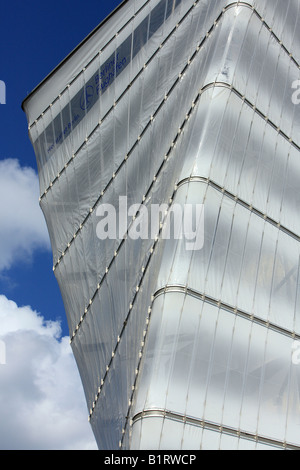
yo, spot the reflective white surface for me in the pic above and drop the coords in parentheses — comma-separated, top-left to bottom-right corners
(23, 0, 300, 450)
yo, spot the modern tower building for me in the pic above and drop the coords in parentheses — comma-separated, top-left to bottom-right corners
(22, 0, 300, 450)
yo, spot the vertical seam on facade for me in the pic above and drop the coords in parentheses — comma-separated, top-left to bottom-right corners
(69, 93, 200, 343)
(51, 14, 220, 271)
(177, 176, 300, 241)
(87, 183, 178, 423)
(86, 87, 203, 425)
(152, 285, 300, 340)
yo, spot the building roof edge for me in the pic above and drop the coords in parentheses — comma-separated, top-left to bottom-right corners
(21, 0, 129, 111)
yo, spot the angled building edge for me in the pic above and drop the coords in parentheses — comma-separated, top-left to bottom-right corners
(22, 0, 300, 450)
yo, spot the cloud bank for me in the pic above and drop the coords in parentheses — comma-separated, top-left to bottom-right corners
(0, 159, 50, 272)
(0, 295, 97, 450)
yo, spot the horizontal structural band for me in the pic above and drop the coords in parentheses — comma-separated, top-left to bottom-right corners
(131, 409, 300, 450)
(153, 284, 300, 341)
(177, 176, 300, 242)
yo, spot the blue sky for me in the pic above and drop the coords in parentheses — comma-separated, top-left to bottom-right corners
(0, 0, 122, 450)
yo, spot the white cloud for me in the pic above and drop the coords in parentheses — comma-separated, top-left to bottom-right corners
(0, 159, 50, 272)
(0, 295, 98, 450)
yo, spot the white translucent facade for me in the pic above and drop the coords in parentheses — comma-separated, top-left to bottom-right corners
(22, 0, 300, 450)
